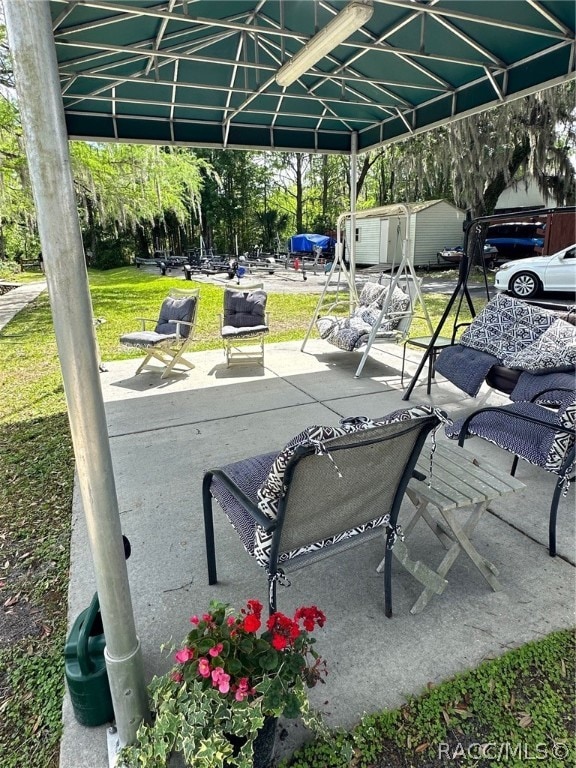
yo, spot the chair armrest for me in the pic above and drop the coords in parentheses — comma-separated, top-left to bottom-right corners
(169, 318, 194, 338)
(452, 321, 470, 343)
(137, 317, 158, 330)
(209, 468, 277, 532)
(529, 386, 574, 406)
(456, 406, 575, 448)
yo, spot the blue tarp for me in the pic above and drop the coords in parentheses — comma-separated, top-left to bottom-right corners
(289, 233, 335, 253)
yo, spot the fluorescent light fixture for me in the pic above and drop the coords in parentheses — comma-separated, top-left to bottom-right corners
(275, 1, 373, 87)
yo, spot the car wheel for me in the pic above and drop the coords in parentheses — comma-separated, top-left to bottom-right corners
(510, 271, 540, 299)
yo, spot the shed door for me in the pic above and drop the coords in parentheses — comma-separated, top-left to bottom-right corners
(379, 219, 389, 264)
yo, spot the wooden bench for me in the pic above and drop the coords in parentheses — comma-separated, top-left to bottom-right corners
(20, 261, 43, 272)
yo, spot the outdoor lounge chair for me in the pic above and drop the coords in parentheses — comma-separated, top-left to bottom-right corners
(446, 392, 575, 557)
(220, 284, 269, 367)
(119, 288, 199, 378)
(202, 406, 442, 616)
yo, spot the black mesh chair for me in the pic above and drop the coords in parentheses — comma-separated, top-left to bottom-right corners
(446, 393, 575, 557)
(202, 408, 441, 617)
(220, 284, 269, 367)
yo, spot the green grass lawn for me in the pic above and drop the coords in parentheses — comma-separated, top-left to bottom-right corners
(0, 266, 572, 768)
(88, 267, 322, 359)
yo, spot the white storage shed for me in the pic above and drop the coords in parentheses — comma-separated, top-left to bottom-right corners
(344, 200, 466, 268)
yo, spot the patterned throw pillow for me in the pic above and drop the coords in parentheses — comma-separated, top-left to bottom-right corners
(252, 405, 439, 567)
(315, 314, 373, 351)
(315, 284, 409, 350)
(460, 294, 557, 360)
(502, 319, 576, 373)
(358, 281, 387, 307)
(315, 316, 337, 339)
(359, 304, 382, 327)
(385, 285, 410, 324)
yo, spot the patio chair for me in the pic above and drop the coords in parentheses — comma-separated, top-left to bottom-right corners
(202, 406, 442, 616)
(220, 284, 269, 367)
(446, 392, 575, 557)
(119, 288, 199, 378)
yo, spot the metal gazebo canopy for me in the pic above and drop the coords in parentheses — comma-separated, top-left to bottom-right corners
(50, 0, 575, 153)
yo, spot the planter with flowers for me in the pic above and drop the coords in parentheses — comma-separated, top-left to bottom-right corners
(118, 599, 327, 768)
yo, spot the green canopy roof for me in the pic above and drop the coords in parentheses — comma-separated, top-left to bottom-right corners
(50, 0, 575, 153)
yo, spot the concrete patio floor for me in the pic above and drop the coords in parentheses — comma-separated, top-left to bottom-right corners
(60, 338, 575, 767)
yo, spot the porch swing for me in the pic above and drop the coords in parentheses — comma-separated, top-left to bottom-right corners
(301, 205, 433, 378)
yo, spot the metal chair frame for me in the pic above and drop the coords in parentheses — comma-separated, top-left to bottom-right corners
(455, 397, 575, 557)
(202, 414, 440, 617)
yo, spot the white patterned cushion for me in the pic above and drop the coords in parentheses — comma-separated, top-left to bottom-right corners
(316, 316, 337, 339)
(358, 281, 387, 306)
(460, 294, 557, 360)
(502, 319, 576, 373)
(546, 401, 576, 471)
(315, 285, 409, 351)
(252, 405, 438, 566)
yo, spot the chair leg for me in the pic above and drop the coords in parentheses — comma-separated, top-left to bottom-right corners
(161, 351, 194, 379)
(548, 481, 562, 558)
(134, 352, 153, 375)
(510, 455, 519, 477)
(384, 536, 394, 618)
(202, 473, 218, 584)
(267, 572, 278, 616)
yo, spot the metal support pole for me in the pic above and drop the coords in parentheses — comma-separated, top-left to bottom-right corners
(402, 252, 475, 400)
(349, 131, 358, 313)
(4, 0, 148, 749)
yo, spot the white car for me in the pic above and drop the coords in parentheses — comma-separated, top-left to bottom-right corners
(494, 243, 576, 299)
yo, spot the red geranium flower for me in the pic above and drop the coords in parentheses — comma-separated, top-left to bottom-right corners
(243, 613, 261, 633)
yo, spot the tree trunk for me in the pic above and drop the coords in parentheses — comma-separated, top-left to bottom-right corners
(86, 196, 97, 260)
(356, 155, 372, 199)
(295, 153, 303, 233)
(321, 155, 329, 222)
(479, 139, 531, 216)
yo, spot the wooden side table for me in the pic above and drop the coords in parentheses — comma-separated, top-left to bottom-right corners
(377, 442, 525, 614)
(401, 336, 453, 394)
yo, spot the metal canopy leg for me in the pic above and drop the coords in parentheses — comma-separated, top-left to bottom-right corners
(353, 223, 433, 379)
(4, 0, 149, 752)
(402, 253, 475, 400)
